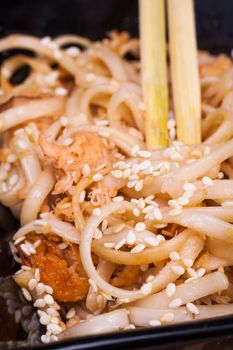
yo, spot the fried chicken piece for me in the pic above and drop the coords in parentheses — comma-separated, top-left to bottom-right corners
(18, 235, 89, 302)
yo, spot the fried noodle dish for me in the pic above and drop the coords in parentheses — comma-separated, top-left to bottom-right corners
(0, 32, 233, 344)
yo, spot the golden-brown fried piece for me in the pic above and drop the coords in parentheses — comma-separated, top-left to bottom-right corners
(111, 265, 140, 288)
(200, 54, 232, 77)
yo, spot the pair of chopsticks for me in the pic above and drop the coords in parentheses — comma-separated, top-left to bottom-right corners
(139, 0, 201, 149)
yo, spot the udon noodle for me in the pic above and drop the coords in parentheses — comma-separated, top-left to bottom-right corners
(0, 32, 233, 344)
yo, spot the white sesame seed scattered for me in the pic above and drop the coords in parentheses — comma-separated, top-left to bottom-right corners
(14, 236, 26, 245)
(135, 222, 146, 232)
(168, 208, 183, 216)
(98, 131, 110, 138)
(196, 268, 206, 278)
(183, 183, 196, 191)
(33, 240, 41, 248)
(55, 87, 68, 96)
(115, 238, 126, 250)
(66, 46, 80, 57)
(168, 199, 181, 210)
(47, 308, 59, 317)
(93, 228, 103, 239)
(131, 243, 146, 253)
(112, 196, 124, 202)
(169, 298, 182, 308)
(93, 173, 103, 182)
(153, 207, 163, 220)
(171, 266, 185, 275)
(28, 278, 37, 291)
(104, 242, 115, 249)
(63, 137, 73, 146)
(218, 172, 224, 179)
(7, 154, 17, 163)
(131, 145, 140, 157)
(95, 119, 109, 126)
(20, 244, 30, 256)
(187, 267, 197, 277)
(44, 294, 54, 305)
(78, 190, 86, 203)
(146, 275, 154, 282)
(222, 201, 233, 207)
(93, 208, 101, 217)
(44, 285, 53, 294)
(141, 282, 152, 295)
(177, 196, 189, 206)
(138, 150, 151, 158)
(166, 283, 176, 298)
(17, 140, 28, 150)
(60, 116, 69, 126)
(36, 283, 45, 295)
(82, 163, 91, 176)
(113, 223, 125, 233)
(40, 314, 51, 325)
(102, 219, 108, 231)
(126, 230, 136, 245)
(85, 73, 96, 82)
(66, 307, 76, 319)
(41, 335, 50, 343)
(169, 251, 180, 261)
(186, 302, 199, 315)
(156, 234, 165, 243)
(111, 170, 123, 178)
(148, 319, 161, 326)
(160, 312, 175, 323)
(135, 179, 144, 192)
(47, 323, 62, 335)
(183, 258, 193, 267)
(144, 236, 159, 247)
(202, 176, 214, 186)
(22, 288, 32, 301)
(133, 208, 140, 216)
(88, 278, 98, 292)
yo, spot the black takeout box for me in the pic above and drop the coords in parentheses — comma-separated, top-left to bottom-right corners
(0, 0, 233, 349)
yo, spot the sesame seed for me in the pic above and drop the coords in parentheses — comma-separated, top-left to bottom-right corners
(40, 314, 51, 325)
(22, 288, 32, 301)
(144, 236, 159, 247)
(187, 267, 197, 277)
(55, 87, 67, 96)
(41, 335, 50, 343)
(169, 298, 182, 308)
(138, 150, 151, 158)
(44, 294, 54, 305)
(28, 279, 37, 291)
(135, 179, 144, 192)
(133, 208, 140, 216)
(85, 73, 96, 82)
(177, 196, 189, 206)
(102, 219, 108, 231)
(168, 209, 183, 216)
(79, 190, 86, 203)
(204, 146, 210, 156)
(156, 234, 165, 243)
(98, 131, 110, 138)
(93, 173, 103, 182)
(104, 242, 115, 248)
(218, 172, 224, 179)
(131, 243, 146, 253)
(47, 323, 62, 335)
(196, 268, 206, 278)
(183, 258, 193, 267)
(66, 46, 80, 57)
(186, 302, 199, 315)
(111, 170, 123, 178)
(115, 238, 126, 250)
(88, 278, 98, 292)
(36, 283, 45, 295)
(20, 244, 30, 256)
(47, 308, 59, 317)
(44, 285, 53, 294)
(166, 283, 176, 298)
(140, 282, 152, 295)
(146, 275, 154, 282)
(63, 137, 73, 146)
(112, 196, 124, 202)
(183, 183, 196, 191)
(93, 228, 103, 239)
(126, 230, 136, 245)
(160, 312, 174, 323)
(34, 240, 41, 248)
(123, 168, 131, 178)
(113, 223, 125, 233)
(202, 176, 214, 186)
(93, 208, 101, 216)
(135, 222, 146, 232)
(95, 119, 109, 126)
(168, 199, 181, 210)
(60, 116, 69, 126)
(82, 163, 91, 176)
(131, 145, 140, 157)
(171, 266, 185, 275)
(14, 236, 26, 245)
(152, 207, 163, 220)
(169, 251, 180, 261)
(66, 308, 76, 319)
(17, 140, 28, 150)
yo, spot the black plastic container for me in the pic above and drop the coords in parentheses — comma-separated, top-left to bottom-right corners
(0, 0, 233, 349)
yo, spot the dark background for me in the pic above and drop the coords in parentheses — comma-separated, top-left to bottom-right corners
(0, 0, 232, 54)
